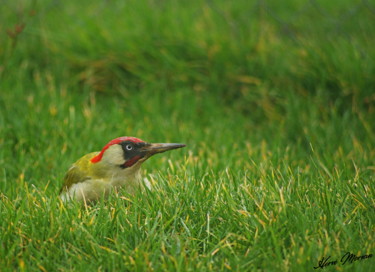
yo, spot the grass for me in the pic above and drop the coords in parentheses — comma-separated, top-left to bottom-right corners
(0, 0, 374, 271)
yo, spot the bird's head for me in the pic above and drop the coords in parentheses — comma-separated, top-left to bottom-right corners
(90, 137, 185, 170)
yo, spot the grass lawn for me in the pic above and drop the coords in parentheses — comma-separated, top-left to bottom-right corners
(0, 0, 374, 271)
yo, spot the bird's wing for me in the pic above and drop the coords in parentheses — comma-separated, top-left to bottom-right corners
(59, 152, 98, 193)
(59, 166, 90, 193)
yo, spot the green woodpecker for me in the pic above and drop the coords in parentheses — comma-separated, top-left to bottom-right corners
(60, 137, 185, 202)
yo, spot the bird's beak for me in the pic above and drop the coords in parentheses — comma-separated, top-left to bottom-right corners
(143, 143, 186, 156)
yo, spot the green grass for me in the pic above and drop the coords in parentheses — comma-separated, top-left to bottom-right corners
(0, 0, 374, 271)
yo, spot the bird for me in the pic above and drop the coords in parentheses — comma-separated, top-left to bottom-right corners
(59, 136, 185, 202)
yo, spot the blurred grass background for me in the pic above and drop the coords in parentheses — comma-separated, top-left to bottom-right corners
(0, 0, 374, 271)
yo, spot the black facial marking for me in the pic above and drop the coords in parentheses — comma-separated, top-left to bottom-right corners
(119, 141, 149, 168)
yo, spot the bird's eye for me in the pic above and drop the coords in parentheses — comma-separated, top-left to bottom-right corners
(125, 144, 133, 151)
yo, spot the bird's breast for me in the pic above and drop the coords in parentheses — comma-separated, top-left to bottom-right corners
(109, 166, 142, 187)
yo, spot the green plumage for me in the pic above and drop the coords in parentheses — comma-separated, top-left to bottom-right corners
(60, 152, 99, 193)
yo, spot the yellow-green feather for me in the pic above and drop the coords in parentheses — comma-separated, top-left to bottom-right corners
(60, 152, 100, 193)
